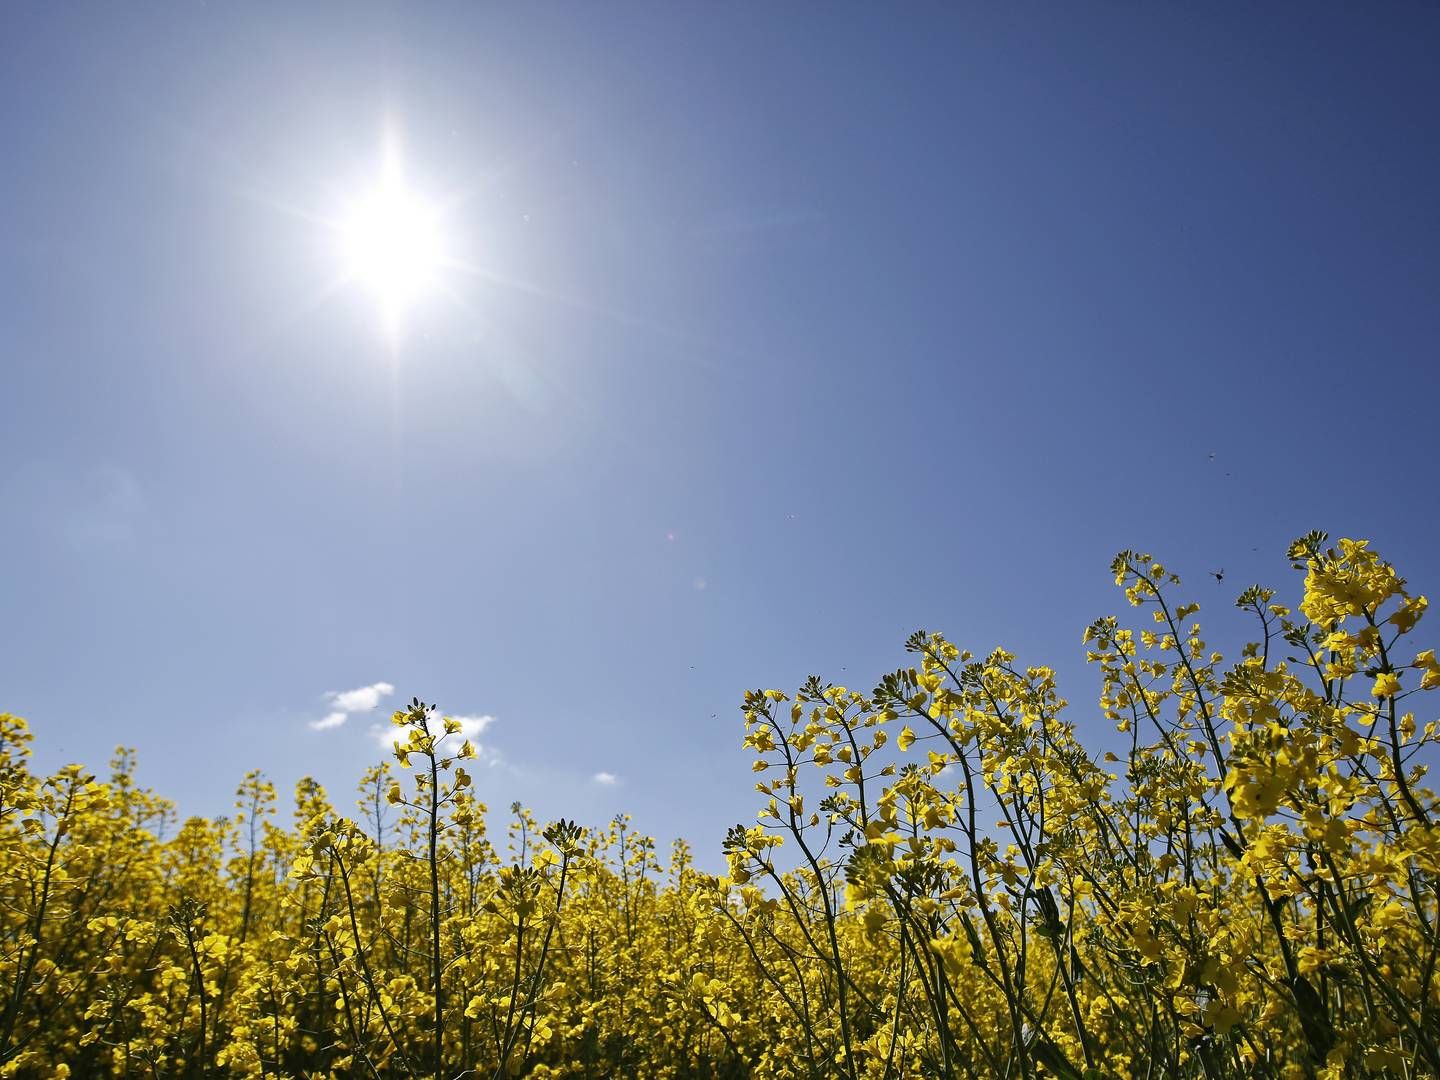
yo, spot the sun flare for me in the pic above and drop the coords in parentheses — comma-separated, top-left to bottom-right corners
(337, 164, 445, 337)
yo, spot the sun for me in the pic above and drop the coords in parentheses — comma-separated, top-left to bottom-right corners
(337, 161, 445, 338)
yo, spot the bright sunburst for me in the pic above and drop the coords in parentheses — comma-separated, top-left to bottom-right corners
(337, 147, 446, 340)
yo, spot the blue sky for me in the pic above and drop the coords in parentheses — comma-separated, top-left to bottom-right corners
(3, 5, 1438, 853)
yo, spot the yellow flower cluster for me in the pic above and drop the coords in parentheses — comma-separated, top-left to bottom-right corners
(0, 535, 1436, 1078)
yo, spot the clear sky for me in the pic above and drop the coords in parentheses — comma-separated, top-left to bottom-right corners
(3, 5, 1438, 854)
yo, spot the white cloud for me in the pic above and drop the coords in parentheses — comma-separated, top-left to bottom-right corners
(327, 682, 396, 714)
(309, 711, 348, 731)
(368, 713, 500, 764)
(310, 681, 397, 735)
(592, 771, 620, 786)
(452, 714, 495, 738)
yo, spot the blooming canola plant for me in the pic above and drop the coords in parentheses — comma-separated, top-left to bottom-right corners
(0, 532, 1436, 1078)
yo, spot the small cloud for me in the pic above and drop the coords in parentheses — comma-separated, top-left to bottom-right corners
(368, 714, 493, 746)
(451, 714, 495, 739)
(368, 713, 501, 764)
(592, 771, 620, 786)
(310, 681, 396, 734)
(327, 682, 396, 714)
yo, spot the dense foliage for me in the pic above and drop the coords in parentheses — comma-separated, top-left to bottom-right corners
(1, 533, 1436, 1078)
